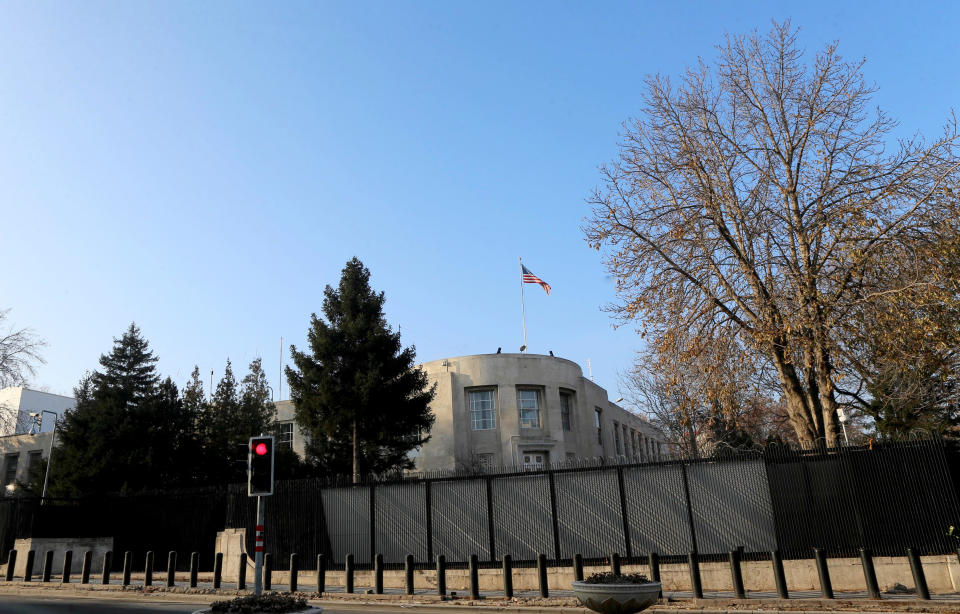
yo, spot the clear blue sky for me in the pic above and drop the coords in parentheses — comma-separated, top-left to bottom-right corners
(2, 1, 957, 403)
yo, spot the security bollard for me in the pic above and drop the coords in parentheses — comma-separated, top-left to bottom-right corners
(345, 554, 354, 593)
(502, 554, 513, 599)
(573, 553, 584, 581)
(122, 551, 132, 586)
(537, 553, 548, 598)
(237, 553, 247, 590)
(770, 550, 789, 599)
(813, 548, 833, 599)
(166, 551, 176, 588)
(436, 554, 446, 596)
(469, 554, 480, 600)
(405, 553, 415, 595)
(42, 550, 53, 582)
(62, 550, 73, 583)
(190, 552, 199, 588)
(81, 550, 92, 584)
(649, 552, 662, 599)
(316, 553, 326, 593)
(289, 553, 298, 593)
(374, 553, 384, 594)
(610, 552, 621, 576)
(101, 551, 112, 585)
(859, 548, 880, 599)
(264, 553, 272, 591)
(907, 548, 930, 600)
(24, 550, 35, 582)
(729, 549, 745, 599)
(5, 550, 16, 581)
(144, 551, 154, 587)
(213, 552, 222, 589)
(688, 552, 703, 599)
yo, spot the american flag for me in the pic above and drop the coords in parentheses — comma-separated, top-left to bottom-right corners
(521, 264, 551, 295)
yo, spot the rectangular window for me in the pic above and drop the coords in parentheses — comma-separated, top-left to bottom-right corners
(560, 391, 573, 431)
(631, 431, 638, 457)
(27, 451, 42, 478)
(517, 389, 541, 429)
(469, 389, 496, 430)
(595, 408, 603, 444)
(475, 453, 495, 471)
(614, 421, 622, 454)
(622, 425, 629, 456)
(3, 454, 18, 486)
(276, 422, 294, 450)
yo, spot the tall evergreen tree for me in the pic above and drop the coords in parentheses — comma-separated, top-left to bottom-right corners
(286, 257, 435, 482)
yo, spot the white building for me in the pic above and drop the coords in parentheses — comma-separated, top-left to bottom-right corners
(0, 387, 74, 437)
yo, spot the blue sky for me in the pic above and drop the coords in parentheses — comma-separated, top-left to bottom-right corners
(2, 1, 958, 403)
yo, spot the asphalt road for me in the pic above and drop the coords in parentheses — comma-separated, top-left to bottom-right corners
(0, 597, 209, 613)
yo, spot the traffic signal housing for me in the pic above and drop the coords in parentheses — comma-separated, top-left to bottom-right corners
(248, 435, 275, 496)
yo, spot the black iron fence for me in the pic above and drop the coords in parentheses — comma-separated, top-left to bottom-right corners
(2, 438, 958, 570)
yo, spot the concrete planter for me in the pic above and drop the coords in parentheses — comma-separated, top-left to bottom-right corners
(571, 580, 661, 614)
(192, 608, 321, 614)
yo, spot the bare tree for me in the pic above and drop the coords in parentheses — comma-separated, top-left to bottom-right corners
(0, 309, 45, 388)
(585, 21, 960, 447)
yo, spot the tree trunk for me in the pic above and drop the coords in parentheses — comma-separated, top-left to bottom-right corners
(769, 341, 819, 447)
(352, 418, 359, 484)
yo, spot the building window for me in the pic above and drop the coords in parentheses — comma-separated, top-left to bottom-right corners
(474, 453, 495, 472)
(276, 422, 294, 450)
(521, 451, 547, 471)
(3, 454, 18, 486)
(517, 389, 541, 428)
(560, 390, 573, 431)
(622, 424, 629, 456)
(469, 389, 496, 430)
(595, 408, 603, 444)
(614, 421, 622, 454)
(631, 430, 638, 458)
(27, 451, 42, 479)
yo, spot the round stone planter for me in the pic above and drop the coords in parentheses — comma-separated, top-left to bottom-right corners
(192, 608, 321, 614)
(571, 580, 661, 614)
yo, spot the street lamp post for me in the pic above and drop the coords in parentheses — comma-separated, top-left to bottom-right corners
(30, 410, 60, 504)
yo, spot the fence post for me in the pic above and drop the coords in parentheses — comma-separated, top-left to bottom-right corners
(237, 553, 247, 590)
(264, 552, 272, 591)
(213, 552, 222, 589)
(610, 552, 621, 576)
(859, 548, 880, 599)
(41, 550, 53, 582)
(166, 551, 176, 588)
(907, 548, 930, 600)
(573, 553, 583, 581)
(687, 552, 702, 599)
(374, 553, 384, 594)
(81, 550, 92, 584)
(289, 553, 298, 593)
(537, 552, 549, 598)
(813, 548, 833, 599)
(144, 551, 153, 587)
(5, 550, 15, 581)
(502, 554, 513, 599)
(436, 554, 446, 596)
(24, 550, 35, 582)
(469, 554, 480, 600)
(770, 550, 788, 599)
(190, 552, 199, 588)
(485, 477, 497, 562)
(728, 549, 745, 599)
(101, 551, 112, 585)
(405, 553, 415, 595)
(425, 480, 434, 563)
(547, 472, 562, 561)
(316, 553, 326, 594)
(369, 485, 376, 564)
(345, 553, 354, 593)
(648, 552, 660, 584)
(616, 466, 633, 559)
(61, 550, 72, 584)
(680, 463, 699, 555)
(122, 551, 132, 586)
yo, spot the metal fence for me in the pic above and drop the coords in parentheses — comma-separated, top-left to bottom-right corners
(2, 438, 959, 570)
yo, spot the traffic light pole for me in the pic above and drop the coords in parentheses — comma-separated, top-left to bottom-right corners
(254, 495, 265, 595)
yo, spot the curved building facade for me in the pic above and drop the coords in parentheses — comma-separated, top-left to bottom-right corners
(414, 353, 666, 472)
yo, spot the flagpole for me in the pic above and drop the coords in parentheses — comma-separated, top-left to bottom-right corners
(519, 257, 527, 353)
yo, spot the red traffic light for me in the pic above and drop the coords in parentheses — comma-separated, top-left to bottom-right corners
(254, 442, 268, 456)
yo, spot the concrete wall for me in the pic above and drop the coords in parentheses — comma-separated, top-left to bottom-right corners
(9, 537, 113, 577)
(417, 353, 667, 472)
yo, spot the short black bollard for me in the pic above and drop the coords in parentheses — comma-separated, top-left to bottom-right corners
(611, 552, 621, 576)
(62, 550, 73, 583)
(237, 553, 247, 590)
(436, 554, 446, 596)
(345, 554, 354, 593)
(144, 551, 154, 587)
(42, 550, 53, 582)
(374, 553, 384, 594)
(502, 554, 513, 599)
(166, 551, 176, 588)
(289, 553, 299, 593)
(729, 549, 745, 599)
(536, 553, 548, 598)
(122, 551, 132, 586)
(813, 548, 833, 599)
(5, 550, 16, 581)
(190, 552, 199, 588)
(213, 552, 222, 589)
(770, 550, 789, 599)
(907, 548, 931, 600)
(81, 550, 92, 584)
(264, 553, 272, 591)
(859, 548, 880, 599)
(405, 553, 415, 595)
(316, 553, 326, 594)
(101, 551, 112, 585)
(573, 553, 584, 581)
(24, 550, 35, 582)
(649, 552, 661, 599)
(469, 554, 480, 600)
(687, 552, 703, 599)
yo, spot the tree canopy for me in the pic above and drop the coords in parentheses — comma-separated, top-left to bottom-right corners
(585, 21, 960, 447)
(286, 257, 435, 481)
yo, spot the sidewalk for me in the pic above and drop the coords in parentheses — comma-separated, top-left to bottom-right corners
(1, 582, 960, 614)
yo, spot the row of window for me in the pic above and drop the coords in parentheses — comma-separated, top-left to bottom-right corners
(3, 450, 43, 487)
(613, 419, 661, 460)
(470, 387, 570, 431)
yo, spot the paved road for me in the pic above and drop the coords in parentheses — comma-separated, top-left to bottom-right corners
(0, 597, 208, 613)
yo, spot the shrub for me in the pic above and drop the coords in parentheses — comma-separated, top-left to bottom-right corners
(582, 572, 654, 585)
(209, 593, 310, 613)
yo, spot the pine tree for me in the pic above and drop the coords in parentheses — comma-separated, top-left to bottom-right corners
(286, 257, 435, 482)
(91, 323, 159, 409)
